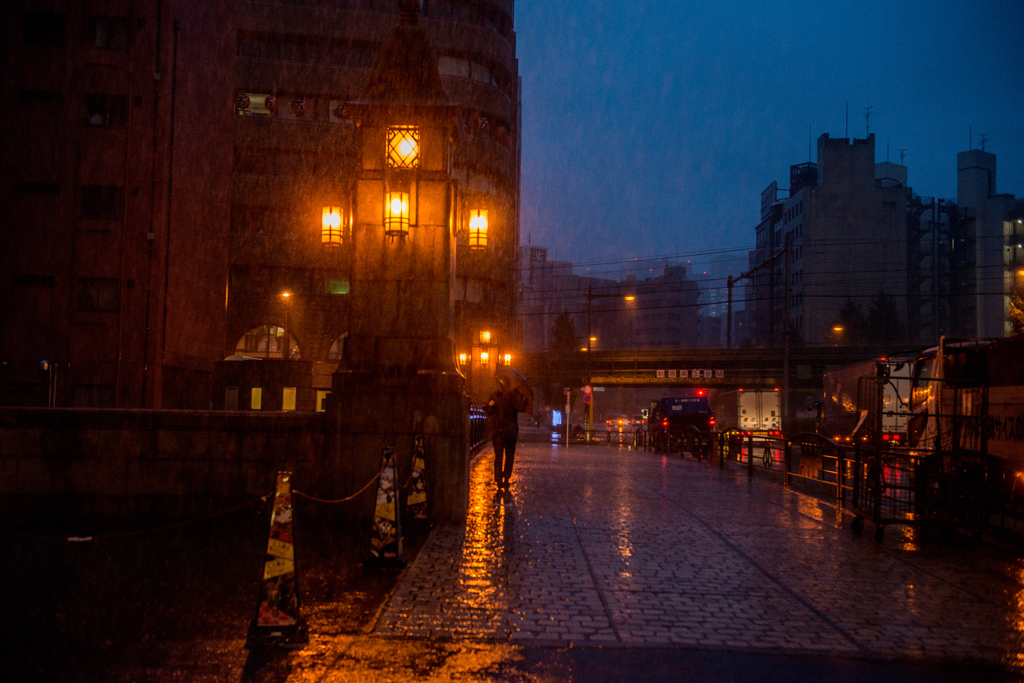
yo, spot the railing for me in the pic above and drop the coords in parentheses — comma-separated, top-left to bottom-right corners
(469, 405, 487, 454)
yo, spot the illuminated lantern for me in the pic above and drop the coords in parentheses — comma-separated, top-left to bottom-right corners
(503, 353, 511, 365)
(480, 351, 489, 364)
(384, 192, 410, 239)
(468, 209, 488, 250)
(458, 353, 468, 365)
(479, 330, 491, 344)
(321, 206, 342, 246)
(387, 126, 419, 168)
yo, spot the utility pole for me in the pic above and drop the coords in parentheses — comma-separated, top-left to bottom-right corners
(782, 234, 792, 430)
(726, 248, 787, 350)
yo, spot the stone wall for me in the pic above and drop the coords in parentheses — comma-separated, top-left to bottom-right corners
(0, 391, 471, 525)
(0, 408, 329, 522)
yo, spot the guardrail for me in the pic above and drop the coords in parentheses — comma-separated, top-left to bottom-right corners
(469, 405, 487, 454)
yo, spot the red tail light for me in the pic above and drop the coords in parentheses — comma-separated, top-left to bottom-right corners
(882, 434, 890, 441)
(709, 417, 716, 425)
(662, 419, 669, 427)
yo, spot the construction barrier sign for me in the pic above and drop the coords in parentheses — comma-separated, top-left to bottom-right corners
(406, 435, 428, 520)
(368, 447, 404, 567)
(248, 472, 307, 648)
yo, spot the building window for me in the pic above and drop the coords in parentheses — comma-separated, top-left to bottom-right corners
(80, 185, 125, 220)
(282, 387, 296, 412)
(24, 12, 66, 48)
(235, 325, 300, 359)
(438, 55, 470, 78)
(251, 387, 262, 410)
(327, 333, 347, 360)
(316, 390, 330, 413)
(324, 278, 349, 295)
(71, 384, 114, 408)
(20, 89, 64, 104)
(84, 94, 127, 127)
(76, 277, 119, 312)
(225, 386, 239, 410)
(13, 274, 55, 287)
(17, 182, 60, 195)
(88, 16, 130, 50)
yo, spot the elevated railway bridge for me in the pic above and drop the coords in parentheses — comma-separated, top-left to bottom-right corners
(516, 345, 905, 396)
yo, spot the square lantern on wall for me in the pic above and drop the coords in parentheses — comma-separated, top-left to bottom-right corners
(387, 125, 419, 169)
(321, 205, 343, 246)
(468, 209, 488, 250)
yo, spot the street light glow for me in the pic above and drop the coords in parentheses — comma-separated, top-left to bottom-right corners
(832, 325, 844, 333)
(624, 295, 635, 301)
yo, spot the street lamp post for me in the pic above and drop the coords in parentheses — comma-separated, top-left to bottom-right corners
(281, 291, 292, 359)
(584, 284, 636, 438)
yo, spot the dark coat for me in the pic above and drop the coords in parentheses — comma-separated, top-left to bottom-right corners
(485, 389, 526, 439)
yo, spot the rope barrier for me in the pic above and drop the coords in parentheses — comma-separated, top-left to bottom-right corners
(2, 494, 271, 543)
(5, 461, 392, 542)
(293, 465, 386, 504)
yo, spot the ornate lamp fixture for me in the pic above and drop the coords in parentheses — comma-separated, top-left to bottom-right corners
(384, 125, 418, 241)
(321, 206, 342, 246)
(387, 126, 419, 168)
(468, 209, 488, 250)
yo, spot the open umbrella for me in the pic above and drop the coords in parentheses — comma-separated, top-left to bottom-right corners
(494, 366, 533, 414)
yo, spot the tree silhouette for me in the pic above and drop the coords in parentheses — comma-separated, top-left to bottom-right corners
(1009, 279, 1024, 335)
(866, 289, 905, 344)
(545, 311, 580, 419)
(550, 310, 578, 354)
(832, 298, 868, 345)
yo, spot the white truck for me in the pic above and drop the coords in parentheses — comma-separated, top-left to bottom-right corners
(710, 389, 781, 435)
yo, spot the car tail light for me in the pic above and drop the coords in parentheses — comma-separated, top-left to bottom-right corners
(882, 434, 890, 441)
(709, 417, 716, 426)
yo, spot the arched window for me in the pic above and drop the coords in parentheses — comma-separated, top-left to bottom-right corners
(234, 325, 301, 359)
(327, 332, 348, 360)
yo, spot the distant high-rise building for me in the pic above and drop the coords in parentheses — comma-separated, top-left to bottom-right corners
(751, 134, 907, 346)
(0, 1, 236, 407)
(518, 248, 698, 351)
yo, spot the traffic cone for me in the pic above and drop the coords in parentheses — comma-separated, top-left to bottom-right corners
(406, 435, 428, 520)
(247, 472, 308, 648)
(366, 447, 405, 569)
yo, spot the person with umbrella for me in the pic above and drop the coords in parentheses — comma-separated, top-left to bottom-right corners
(485, 367, 533, 490)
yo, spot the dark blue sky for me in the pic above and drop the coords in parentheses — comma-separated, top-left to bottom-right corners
(516, 0, 1024, 280)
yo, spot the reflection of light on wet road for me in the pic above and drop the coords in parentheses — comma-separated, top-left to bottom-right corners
(793, 496, 844, 529)
(456, 456, 512, 617)
(1007, 561, 1024, 671)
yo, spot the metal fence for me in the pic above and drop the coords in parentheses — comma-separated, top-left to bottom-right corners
(469, 405, 487, 454)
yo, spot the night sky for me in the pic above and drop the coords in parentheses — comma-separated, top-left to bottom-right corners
(516, 0, 1024, 281)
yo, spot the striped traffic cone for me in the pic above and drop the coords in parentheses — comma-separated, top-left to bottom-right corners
(406, 435, 428, 520)
(365, 447, 405, 569)
(247, 472, 308, 648)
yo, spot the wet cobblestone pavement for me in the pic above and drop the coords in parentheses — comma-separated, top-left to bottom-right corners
(8, 442, 1024, 681)
(377, 443, 1024, 669)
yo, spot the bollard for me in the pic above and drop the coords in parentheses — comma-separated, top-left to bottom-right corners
(784, 440, 791, 487)
(366, 447, 406, 569)
(406, 435, 428, 520)
(248, 472, 308, 649)
(837, 446, 845, 503)
(747, 432, 754, 478)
